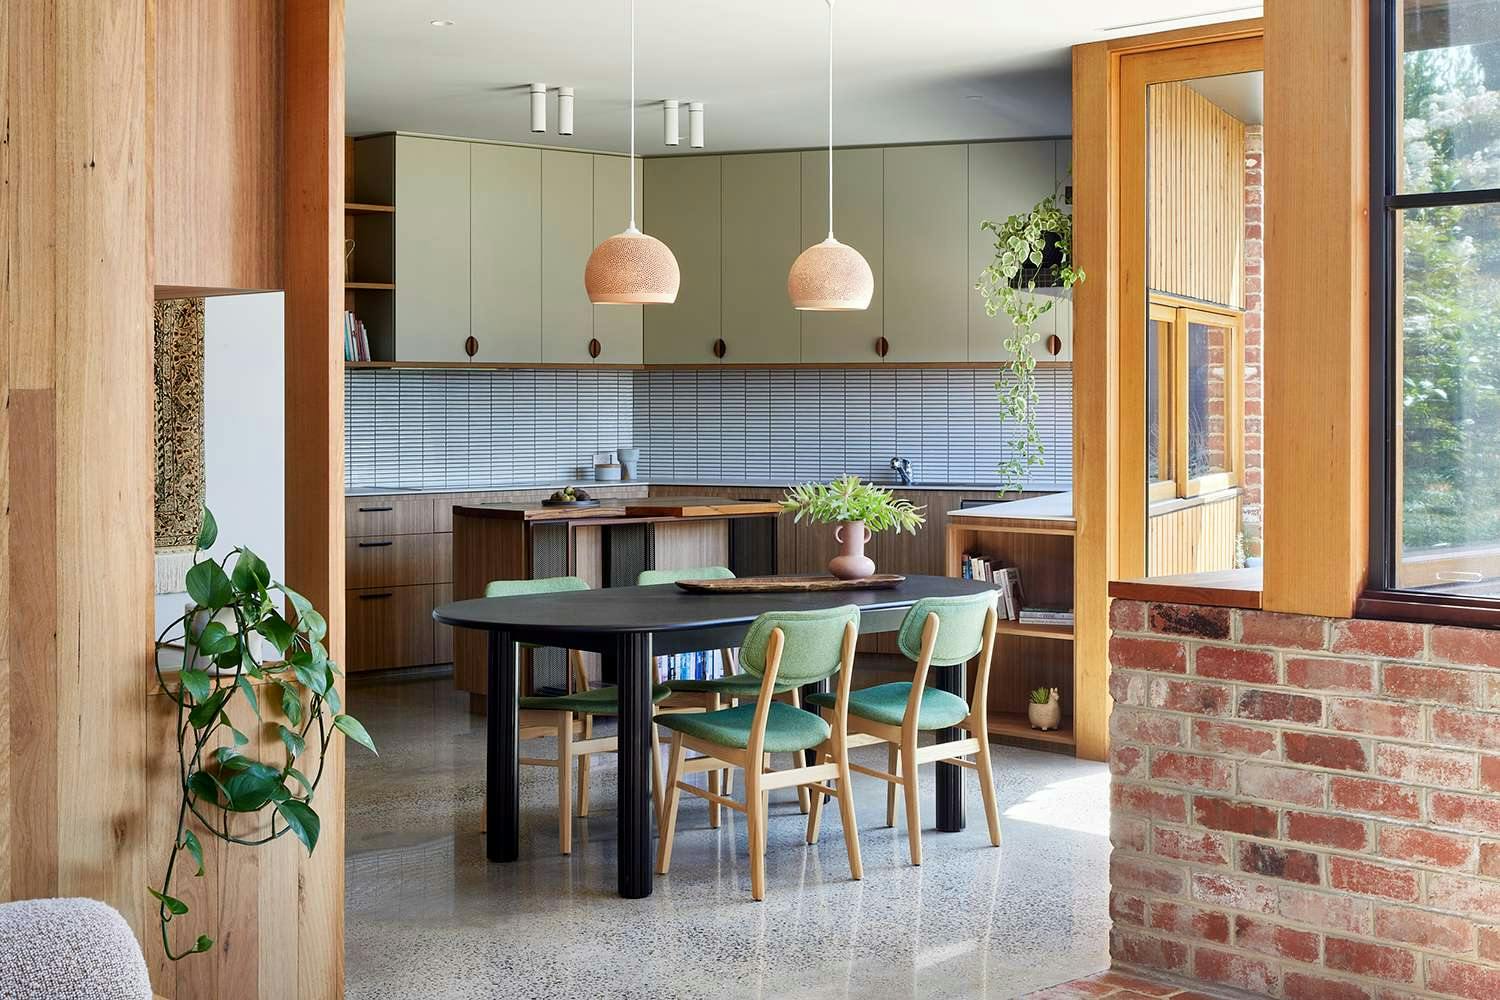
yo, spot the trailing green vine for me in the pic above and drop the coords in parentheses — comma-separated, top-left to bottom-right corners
(151, 508, 376, 960)
(976, 193, 1085, 494)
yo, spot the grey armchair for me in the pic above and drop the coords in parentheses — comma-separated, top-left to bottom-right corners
(0, 898, 153, 1000)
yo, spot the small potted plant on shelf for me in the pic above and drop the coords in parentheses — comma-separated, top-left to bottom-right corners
(976, 192, 1086, 495)
(1028, 686, 1062, 732)
(780, 474, 926, 580)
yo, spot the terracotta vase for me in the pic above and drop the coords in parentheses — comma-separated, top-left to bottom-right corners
(828, 521, 876, 580)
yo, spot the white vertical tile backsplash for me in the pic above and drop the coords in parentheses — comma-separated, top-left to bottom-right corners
(344, 366, 1072, 490)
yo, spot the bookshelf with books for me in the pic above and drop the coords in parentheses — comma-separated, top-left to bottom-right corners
(946, 492, 1081, 752)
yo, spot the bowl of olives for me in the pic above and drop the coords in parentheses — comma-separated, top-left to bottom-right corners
(542, 486, 600, 509)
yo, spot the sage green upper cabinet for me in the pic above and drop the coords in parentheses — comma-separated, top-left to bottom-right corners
(591, 154, 644, 363)
(968, 140, 1059, 363)
(540, 150, 595, 363)
(393, 136, 472, 362)
(643, 156, 721, 363)
(799, 148, 884, 363)
(471, 144, 542, 363)
(720, 152, 802, 364)
(882, 144, 968, 362)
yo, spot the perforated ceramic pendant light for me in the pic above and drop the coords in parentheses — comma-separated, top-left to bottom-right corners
(585, 0, 680, 305)
(788, 0, 873, 311)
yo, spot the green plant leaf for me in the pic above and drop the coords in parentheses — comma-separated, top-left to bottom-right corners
(193, 934, 214, 954)
(185, 559, 234, 610)
(324, 684, 343, 715)
(277, 799, 321, 854)
(279, 682, 304, 728)
(193, 620, 237, 656)
(231, 548, 272, 595)
(278, 724, 305, 760)
(182, 830, 204, 877)
(286, 766, 313, 799)
(297, 608, 328, 643)
(150, 888, 189, 916)
(292, 654, 330, 696)
(197, 508, 218, 551)
(333, 714, 377, 755)
(236, 674, 261, 719)
(214, 746, 253, 773)
(187, 769, 226, 806)
(187, 689, 229, 730)
(179, 668, 212, 702)
(228, 723, 249, 747)
(222, 761, 284, 812)
(256, 611, 295, 655)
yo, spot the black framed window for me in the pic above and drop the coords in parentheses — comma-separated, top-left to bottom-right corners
(1368, 0, 1500, 626)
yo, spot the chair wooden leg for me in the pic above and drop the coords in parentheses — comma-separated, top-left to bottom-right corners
(578, 716, 592, 817)
(805, 745, 828, 845)
(650, 716, 665, 831)
(886, 743, 899, 828)
(656, 735, 687, 875)
(746, 765, 766, 901)
(708, 769, 721, 829)
(835, 743, 863, 880)
(789, 690, 811, 815)
(558, 713, 574, 855)
(900, 739, 922, 866)
(975, 733, 1002, 847)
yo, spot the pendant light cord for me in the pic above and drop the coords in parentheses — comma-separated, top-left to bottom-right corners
(629, 0, 638, 231)
(826, 0, 835, 241)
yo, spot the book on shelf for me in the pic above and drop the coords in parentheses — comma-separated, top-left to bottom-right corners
(1018, 605, 1074, 626)
(654, 649, 724, 683)
(958, 555, 1028, 620)
(343, 310, 371, 362)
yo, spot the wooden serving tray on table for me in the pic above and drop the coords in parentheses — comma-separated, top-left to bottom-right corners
(674, 574, 906, 593)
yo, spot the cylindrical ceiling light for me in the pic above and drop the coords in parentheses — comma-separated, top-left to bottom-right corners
(558, 86, 575, 135)
(787, 0, 873, 311)
(688, 101, 705, 148)
(584, 0, 681, 305)
(530, 83, 547, 133)
(663, 99, 680, 146)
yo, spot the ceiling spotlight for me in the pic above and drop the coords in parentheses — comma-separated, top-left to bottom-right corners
(688, 101, 704, 149)
(530, 83, 547, 133)
(429, 19, 454, 26)
(559, 86, 575, 136)
(664, 100, 680, 146)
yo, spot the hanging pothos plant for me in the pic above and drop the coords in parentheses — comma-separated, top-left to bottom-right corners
(151, 508, 376, 960)
(976, 193, 1085, 494)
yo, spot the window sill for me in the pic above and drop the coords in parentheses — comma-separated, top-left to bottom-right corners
(1148, 485, 1242, 518)
(1357, 590, 1500, 631)
(1109, 566, 1263, 609)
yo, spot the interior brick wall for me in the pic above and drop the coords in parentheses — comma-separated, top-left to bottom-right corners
(1242, 125, 1264, 557)
(1107, 599, 1500, 999)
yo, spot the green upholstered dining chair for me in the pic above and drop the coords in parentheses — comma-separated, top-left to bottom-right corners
(484, 575, 671, 856)
(806, 591, 1001, 866)
(655, 605, 863, 901)
(635, 565, 811, 818)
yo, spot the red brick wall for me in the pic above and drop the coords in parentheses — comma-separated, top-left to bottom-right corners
(1108, 599, 1500, 998)
(1242, 126, 1264, 557)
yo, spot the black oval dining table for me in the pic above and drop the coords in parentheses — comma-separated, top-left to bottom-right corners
(434, 573, 999, 899)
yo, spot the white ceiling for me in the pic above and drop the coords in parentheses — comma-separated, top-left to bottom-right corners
(346, 1, 1263, 154)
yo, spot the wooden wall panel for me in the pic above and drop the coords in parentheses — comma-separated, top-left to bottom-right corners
(154, 0, 283, 296)
(1262, 0, 1370, 617)
(1148, 493, 1242, 577)
(0, 0, 153, 939)
(1147, 82, 1247, 308)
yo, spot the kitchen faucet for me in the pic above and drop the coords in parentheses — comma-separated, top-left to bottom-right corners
(890, 456, 913, 486)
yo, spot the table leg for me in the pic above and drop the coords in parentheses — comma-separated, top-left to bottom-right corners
(934, 662, 966, 833)
(486, 629, 520, 862)
(614, 632, 655, 898)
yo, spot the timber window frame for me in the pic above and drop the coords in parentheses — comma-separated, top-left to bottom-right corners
(1148, 294, 1245, 504)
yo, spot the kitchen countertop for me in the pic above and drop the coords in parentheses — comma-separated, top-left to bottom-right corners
(947, 490, 1075, 525)
(347, 479, 1058, 498)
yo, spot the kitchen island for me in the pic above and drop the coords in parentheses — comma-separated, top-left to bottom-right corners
(450, 496, 782, 706)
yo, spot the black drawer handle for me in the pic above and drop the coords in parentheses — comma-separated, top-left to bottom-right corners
(358, 505, 394, 513)
(358, 540, 393, 548)
(359, 592, 393, 600)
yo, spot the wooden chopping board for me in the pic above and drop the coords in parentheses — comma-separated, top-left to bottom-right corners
(622, 496, 783, 518)
(675, 574, 906, 593)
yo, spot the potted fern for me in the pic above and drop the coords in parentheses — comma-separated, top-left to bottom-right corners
(976, 193, 1085, 494)
(781, 475, 926, 580)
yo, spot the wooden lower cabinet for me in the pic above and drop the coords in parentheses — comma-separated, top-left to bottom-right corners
(346, 584, 435, 672)
(433, 582, 453, 664)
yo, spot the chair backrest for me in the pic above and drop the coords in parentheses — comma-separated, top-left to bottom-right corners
(484, 575, 589, 598)
(740, 606, 860, 685)
(636, 565, 735, 587)
(896, 592, 999, 665)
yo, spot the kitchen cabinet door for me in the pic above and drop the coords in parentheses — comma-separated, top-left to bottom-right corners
(540, 150, 596, 363)
(968, 140, 1060, 362)
(393, 136, 472, 362)
(882, 144, 968, 362)
(799, 148, 885, 363)
(642, 156, 721, 363)
(591, 154, 644, 363)
(471, 143, 542, 363)
(720, 152, 802, 363)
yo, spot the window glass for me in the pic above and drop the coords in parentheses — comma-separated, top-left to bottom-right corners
(1394, 203, 1500, 596)
(1187, 321, 1231, 478)
(1399, 0, 1500, 195)
(1147, 319, 1173, 487)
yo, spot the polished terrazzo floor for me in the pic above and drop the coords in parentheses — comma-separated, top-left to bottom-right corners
(345, 673, 1112, 1000)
